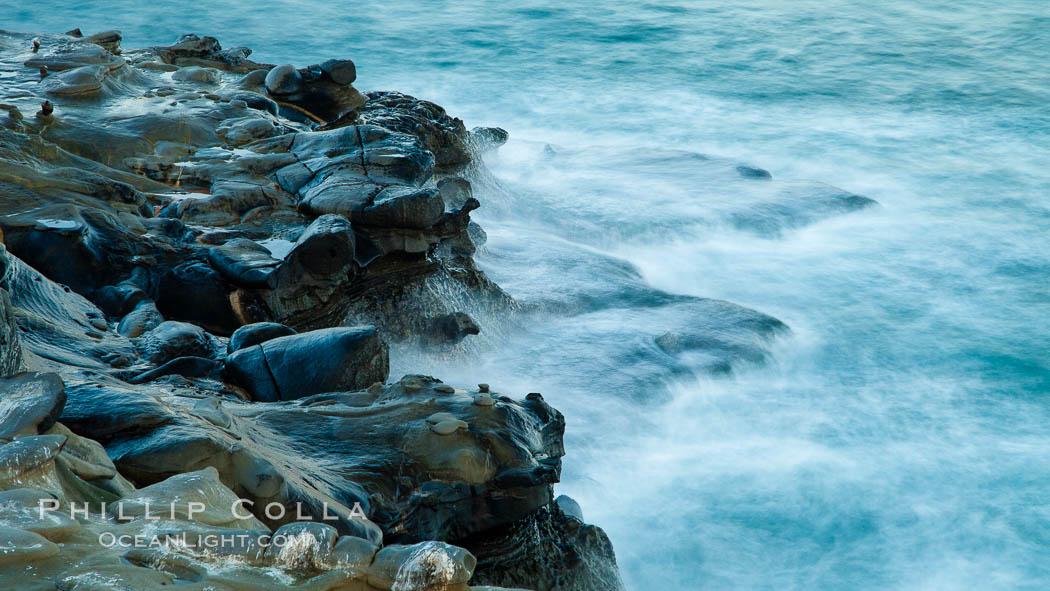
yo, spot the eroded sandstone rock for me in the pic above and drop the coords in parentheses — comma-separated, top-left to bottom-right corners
(0, 27, 626, 591)
(224, 326, 388, 401)
(0, 372, 65, 439)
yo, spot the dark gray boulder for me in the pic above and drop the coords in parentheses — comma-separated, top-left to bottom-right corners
(154, 262, 238, 335)
(357, 185, 445, 230)
(223, 326, 388, 401)
(95, 282, 148, 317)
(320, 59, 357, 85)
(207, 238, 281, 289)
(281, 214, 356, 277)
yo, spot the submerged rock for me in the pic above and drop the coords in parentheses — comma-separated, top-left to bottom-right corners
(736, 164, 772, 179)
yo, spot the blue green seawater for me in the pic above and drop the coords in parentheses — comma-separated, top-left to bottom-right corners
(6, 1, 1050, 589)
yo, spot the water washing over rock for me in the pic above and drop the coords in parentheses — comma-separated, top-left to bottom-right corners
(0, 28, 642, 590)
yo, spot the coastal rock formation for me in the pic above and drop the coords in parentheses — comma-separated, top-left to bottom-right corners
(0, 28, 624, 590)
(0, 28, 507, 343)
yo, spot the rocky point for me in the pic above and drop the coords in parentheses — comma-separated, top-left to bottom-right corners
(0, 28, 623, 590)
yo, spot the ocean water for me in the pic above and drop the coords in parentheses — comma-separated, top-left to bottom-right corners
(7, 1, 1050, 589)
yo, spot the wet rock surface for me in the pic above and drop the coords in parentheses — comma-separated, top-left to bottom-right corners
(0, 28, 635, 590)
(223, 326, 389, 401)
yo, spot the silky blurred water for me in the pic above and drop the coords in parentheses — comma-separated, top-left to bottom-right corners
(7, 1, 1050, 589)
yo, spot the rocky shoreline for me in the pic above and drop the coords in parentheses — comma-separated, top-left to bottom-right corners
(0, 29, 623, 590)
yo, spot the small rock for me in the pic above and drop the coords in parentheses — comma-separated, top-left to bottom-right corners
(431, 419, 468, 436)
(46, 423, 118, 481)
(555, 494, 585, 521)
(327, 535, 378, 574)
(264, 64, 303, 95)
(478, 383, 490, 393)
(95, 282, 148, 317)
(434, 384, 455, 394)
(278, 214, 355, 277)
(736, 165, 772, 180)
(367, 542, 476, 590)
(216, 46, 252, 66)
(471, 126, 509, 151)
(655, 331, 680, 353)
(264, 522, 339, 570)
(239, 68, 268, 89)
(166, 33, 221, 56)
(319, 59, 357, 85)
(428, 312, 480, 345)
(117, 300, 163, 338)
(426, 412, 457, 425)
(81, 30, 122, 52)
(473, 393, 495, 407)
(224, 91, 279, 115)
(172, 66, 221, 84)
